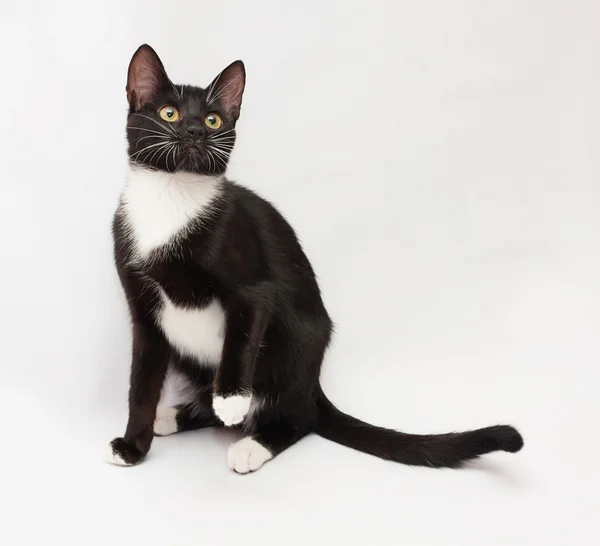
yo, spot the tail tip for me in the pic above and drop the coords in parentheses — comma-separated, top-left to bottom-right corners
(496, 425, 524, 453)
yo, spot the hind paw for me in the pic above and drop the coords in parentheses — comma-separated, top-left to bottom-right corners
(153, 406, 179, 436)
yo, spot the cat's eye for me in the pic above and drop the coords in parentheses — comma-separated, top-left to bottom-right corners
(159, 106, 180, 122)
(204, 113, 222, 129)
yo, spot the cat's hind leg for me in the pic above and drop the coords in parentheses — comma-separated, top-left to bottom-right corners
(227, 417, 309, 474)
(154, 360, 220, 436)
(154, 401, 221, 436)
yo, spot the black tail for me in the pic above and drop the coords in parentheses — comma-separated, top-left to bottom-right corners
(315, 387, 523, 468)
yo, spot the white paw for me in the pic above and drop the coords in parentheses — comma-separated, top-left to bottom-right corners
(154, 406, 178, 436)
(213, 394, 252, 426)
(104, 444, 131, 467)
(227, 437, 273, 474)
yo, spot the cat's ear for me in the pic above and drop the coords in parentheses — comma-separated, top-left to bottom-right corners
(126, 44, 170, 110)
(206, 60, 246, 120)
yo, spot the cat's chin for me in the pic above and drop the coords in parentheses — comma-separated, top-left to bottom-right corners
(177, 160, 213, 176)
(177, 153, 225, 177)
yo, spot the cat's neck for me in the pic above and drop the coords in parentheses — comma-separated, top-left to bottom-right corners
(125, 163, 224, 190)
(121, 164, 224, 259)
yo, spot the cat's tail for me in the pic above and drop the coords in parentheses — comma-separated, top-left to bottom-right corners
(314, 386, 523, 468)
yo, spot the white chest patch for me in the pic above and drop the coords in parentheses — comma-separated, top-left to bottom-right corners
(121, 165, 223, 259)
(158, 291, 226, 364)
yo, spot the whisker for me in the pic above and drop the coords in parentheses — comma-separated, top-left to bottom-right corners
(209, 149, 219, 172)
(168, 144, 178, 172)
(208, 143, 232, 155)
(131, 113, 178, 137)
(210, 143, 234, 152)
(209, 129, 236, 138)
(137, 134, 170, 145)
(154, 142, 173, 166)
(126, 126, 170, 137)
(208, 135, 235, 145)
(130, 144, 165, 160)
(212, 151, 228, 169)
(130, 141, 169, 160)
(207, 146, 231, 160)
(147, 142, 171, 164)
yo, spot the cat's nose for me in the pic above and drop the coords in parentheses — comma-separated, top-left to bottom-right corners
(186, 124, 204, 140)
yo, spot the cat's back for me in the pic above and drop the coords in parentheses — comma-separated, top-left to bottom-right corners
(226, 181, 306, 256)
(226, 181, 324, 306)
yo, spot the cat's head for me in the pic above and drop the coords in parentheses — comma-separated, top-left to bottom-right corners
(125, 44, 245, 176)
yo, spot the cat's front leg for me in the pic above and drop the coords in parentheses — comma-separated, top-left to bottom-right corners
(106, 321, 171, 466)
(212, 295, 270, 426)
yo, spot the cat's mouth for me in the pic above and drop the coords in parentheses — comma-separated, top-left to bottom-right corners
(178, 141, 225, 174)
(177, 143, 210, 173)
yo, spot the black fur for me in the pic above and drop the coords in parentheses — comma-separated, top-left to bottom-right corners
(108, 45, 524, 470)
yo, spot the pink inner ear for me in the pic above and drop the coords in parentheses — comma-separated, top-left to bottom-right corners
(127, 48, 166, 109)
(221, 78, 244, 110)
(207, 62, 245, 119)
(133, 70, 159, 103)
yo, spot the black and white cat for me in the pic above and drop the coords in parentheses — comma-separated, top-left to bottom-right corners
(106, 45, 524, 474)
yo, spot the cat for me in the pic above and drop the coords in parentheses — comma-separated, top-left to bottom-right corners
(106, 44, 524, 473)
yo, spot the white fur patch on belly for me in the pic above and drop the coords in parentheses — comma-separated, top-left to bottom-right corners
(158, 292, 226, 364)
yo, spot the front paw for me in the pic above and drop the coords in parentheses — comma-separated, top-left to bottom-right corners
(105, 437, 146, 466)
(213, 393, 252, 426)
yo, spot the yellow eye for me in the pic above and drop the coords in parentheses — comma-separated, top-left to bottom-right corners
(204, 113, 222, 129)
(159, 106, 180, 122)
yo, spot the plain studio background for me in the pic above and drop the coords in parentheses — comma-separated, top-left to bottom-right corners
(1, 1, 598, 544)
